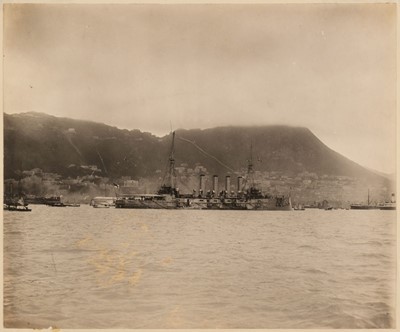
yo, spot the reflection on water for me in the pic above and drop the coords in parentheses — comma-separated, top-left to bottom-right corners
(3, 205, 396, 328)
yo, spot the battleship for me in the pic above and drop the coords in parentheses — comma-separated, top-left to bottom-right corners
(115, 132, 292, 210)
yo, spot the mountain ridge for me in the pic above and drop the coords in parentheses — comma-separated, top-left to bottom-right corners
(3, 112, 389, 186)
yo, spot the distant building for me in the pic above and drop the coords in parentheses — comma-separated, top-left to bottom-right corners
(23, 168, 43, 177)
(81, 165, 101, 172)
(123, 180, 139, 188)
(175, 167, 186, 174)
(194, 165, 207, 174)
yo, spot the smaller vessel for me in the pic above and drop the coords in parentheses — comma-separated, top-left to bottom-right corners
(47, 202, 67, 207)
(294, 204, 305, 211)
(90, 197, 116, 208)
(4, 205, 32, 212)
(4, 195, 32, 212)
(48, 202, 81, 207)
(25, 196, 62, 205)
(46, 196, 80, 207)
(3, 182, 32, 212)
(64, 203, 81, 207)
(350, 189, 379, 210)
(4, 198, 32, 212)
(379, 193, 396, 210)
(303, 204, 318, 209)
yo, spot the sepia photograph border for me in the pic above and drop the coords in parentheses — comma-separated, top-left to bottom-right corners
(0, 0, 398, 331)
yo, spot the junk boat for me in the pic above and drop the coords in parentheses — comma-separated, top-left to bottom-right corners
(116, 133, 292, 210)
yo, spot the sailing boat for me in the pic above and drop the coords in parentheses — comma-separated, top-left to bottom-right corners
(115, 132, 180, 209)
(350, 189, 379, 210)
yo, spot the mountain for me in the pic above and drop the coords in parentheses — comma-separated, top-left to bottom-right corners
(174, 126, 383, 181)
(3, 112, 389, 187)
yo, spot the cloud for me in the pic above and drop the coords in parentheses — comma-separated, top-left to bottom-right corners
(3, 3, 396, 173)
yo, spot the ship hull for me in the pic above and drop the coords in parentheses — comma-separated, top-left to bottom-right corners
(379, 204, 396, 210)
(115, 196, 179, 209)
(182, 197, 292, 211)
(115, 196, 292, 211)
(350, 205, 380, 210)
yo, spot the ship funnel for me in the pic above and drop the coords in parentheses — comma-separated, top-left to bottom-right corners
(225, 176, 231, 192)
(199, 174, 205, 196)
(213, 175, 218, 193)
(237, 176, 243, 192)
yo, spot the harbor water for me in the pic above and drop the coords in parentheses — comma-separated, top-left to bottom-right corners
(3, 205, 396, 329)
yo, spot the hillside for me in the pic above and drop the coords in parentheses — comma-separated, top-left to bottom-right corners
(174, 126, 381, 180)
(4, 112, 388, 186)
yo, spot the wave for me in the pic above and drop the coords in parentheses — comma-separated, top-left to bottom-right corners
(366, 312, 394, 328)
(297, 244, 320, 251)
(303, 268, 328, 275)
(359, 252, 389, 259)
(351, 276, 382, 283)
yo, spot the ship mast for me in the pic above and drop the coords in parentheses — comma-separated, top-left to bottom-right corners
(166, 131, 176, 189)
(244, 141, 256, 189)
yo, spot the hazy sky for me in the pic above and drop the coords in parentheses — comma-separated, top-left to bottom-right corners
(3, 3, 397, 174)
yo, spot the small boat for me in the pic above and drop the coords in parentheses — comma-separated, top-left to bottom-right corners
(4, 181, 32, 212)
(350, 189, 379, 210)
(294, 204, 305, 211)
(379, 193, 396, 210)
(25, 195, 62, 205)
(90, 197, 116, 208)
(47, 202, 67, 207)
(4, 204, 32, 212)
(47, 199, 80, 207)
(4, 197, 32, 212)
(65, 203, 81, 207)
(303, 205, 318, 209)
